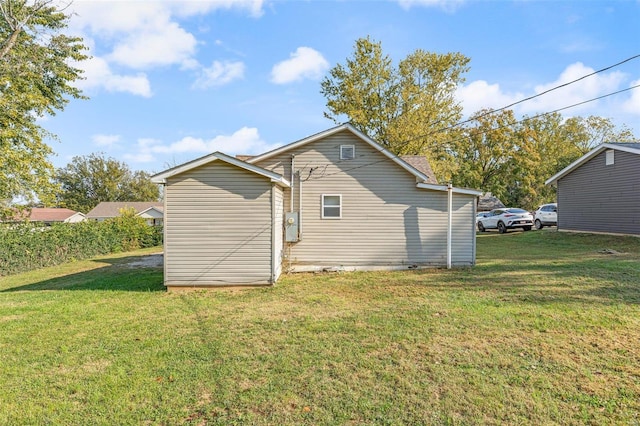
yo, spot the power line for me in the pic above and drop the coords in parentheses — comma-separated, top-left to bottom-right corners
(306, 83, 640, 182)
(437, 53, 640, 133)
(314, 54, 640, 172)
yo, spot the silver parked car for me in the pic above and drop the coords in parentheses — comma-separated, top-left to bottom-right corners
(476, 212, 490, 223)
(534, 203, 557, 229)
(477, 208, 534, 233)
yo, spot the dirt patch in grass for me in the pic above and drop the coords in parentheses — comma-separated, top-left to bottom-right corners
(125, 253, 163, 268)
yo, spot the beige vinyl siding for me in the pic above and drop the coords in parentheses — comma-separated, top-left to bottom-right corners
(164, 161, 274, 286)
(558, 149, 640, 236)
(256, 130, 476, 267)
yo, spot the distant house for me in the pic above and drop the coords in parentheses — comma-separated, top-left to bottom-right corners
(545, 143, 640, 236)
(151, 123, 482, 290)
(477, 192, 505, 212)
(9, 208, 86, 225)
(86, 202, 163, 225)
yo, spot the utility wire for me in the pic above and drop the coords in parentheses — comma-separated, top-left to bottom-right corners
(306, 83, 640, 182)
(432, 53, 640, 134)
(319, 53, 640, 171)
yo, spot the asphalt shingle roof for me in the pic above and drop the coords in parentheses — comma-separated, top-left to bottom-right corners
(400, 155, 438, 184)
(86, 202, 163, 219)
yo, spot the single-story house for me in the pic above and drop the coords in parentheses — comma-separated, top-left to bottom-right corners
(545, 142, 640, 236)
(5, 208, 86, 225)
(151, 124, 481, 290)
(478, 192, 505, 212)
(86, 202, 163, 225)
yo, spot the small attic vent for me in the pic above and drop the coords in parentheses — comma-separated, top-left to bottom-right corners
(340, 145, 355, 160)
(606, 149, 614, 165)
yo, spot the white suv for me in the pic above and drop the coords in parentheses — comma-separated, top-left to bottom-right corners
(534, 203, 557, 229)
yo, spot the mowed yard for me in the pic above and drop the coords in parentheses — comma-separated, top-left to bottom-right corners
(1, 231, 639, 425)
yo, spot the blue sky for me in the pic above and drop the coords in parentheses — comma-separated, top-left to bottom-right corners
(45, 0, 640, 174)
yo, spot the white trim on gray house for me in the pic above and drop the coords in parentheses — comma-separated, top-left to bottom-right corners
(151, 151, 290, 187)
(545, 143, 640, 185)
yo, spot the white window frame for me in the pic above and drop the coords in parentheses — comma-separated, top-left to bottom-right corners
(605, 149, 614, 166)
(340, 145, 355, 160)
(321, 194, 342, 219)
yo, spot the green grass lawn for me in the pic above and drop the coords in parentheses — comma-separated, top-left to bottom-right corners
(1, 232, 639, 425)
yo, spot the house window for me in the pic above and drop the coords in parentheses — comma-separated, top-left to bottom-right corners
(322, 194, 342, 219)
(340, 145, 355, 160)
(606, 149, 614, 165)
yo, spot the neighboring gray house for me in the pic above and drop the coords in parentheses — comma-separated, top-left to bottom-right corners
(86, 201, 163, 225)
(151, 124, 482, 290)
(545, 143, 640, 236)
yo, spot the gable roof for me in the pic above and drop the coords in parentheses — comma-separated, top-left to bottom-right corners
(8, 208, 85, 222)
(247, 123, 435, 183)
(545, 142, 640, 185)
(150, 151, 290, 187)
(477, 192, 505, 211)
(86, 201, 163, 219)
(137, 206, 164, 216)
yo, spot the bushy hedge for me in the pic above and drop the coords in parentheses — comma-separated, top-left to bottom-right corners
(0, 216, 162, 276)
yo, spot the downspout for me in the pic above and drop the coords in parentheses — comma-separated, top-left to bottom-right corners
(162, 181, 168, 286)
(271, 184, 277, 284)
(290, 154, 295, 212)
(298, 170, 303, 240)
(447, 183, 452, 269)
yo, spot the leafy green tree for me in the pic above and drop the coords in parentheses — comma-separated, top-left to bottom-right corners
(320, 37, 470, 181)
(452, 109, 517, 198)
(55, 153, 160, 213)
(0, 0, 87, 217)
(453, 109, 638, 210)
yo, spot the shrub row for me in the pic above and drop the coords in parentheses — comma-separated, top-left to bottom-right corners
(0, 216, 162, 276)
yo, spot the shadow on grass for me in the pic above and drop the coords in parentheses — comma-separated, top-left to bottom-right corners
(2, 254, 165, 292)
(406, 256, 640, 305)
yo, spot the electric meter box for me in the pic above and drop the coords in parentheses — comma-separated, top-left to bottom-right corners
(285, 212, 299, 242)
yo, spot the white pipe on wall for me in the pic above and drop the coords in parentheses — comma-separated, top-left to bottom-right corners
(447, 183, 452, 269)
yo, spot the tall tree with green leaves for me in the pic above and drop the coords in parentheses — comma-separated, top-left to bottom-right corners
(451, 109, 518, 199)
(320, 37, 470, 181)
(453, 109, 639, 210)
(55, 153, 161, 213)
(0, 0, 87, 217)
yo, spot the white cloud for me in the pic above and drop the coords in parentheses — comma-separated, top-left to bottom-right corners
(270, 47, 329, 84)
(456, 80, 524, 116)
(522, 63, 625, 113)
(107, 22, 198, 69)
(192, 61, 245, 89)
(67, 0, 264, 95)
(75, 56, 152, 97)
(397, 0, 464, 12)
(123, 151, 157, 163)
(171, 0, 265, 18)
(457, 62, 629, 120)
(622, 79, 640, 115)
(92, 134, 121, 148)
(124, 128, 281, 164)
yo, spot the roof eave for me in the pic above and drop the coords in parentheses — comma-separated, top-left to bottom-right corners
(150, 151, 290, 187)
(247, 123, 431, 182)
(545, 143, 640, 186)
(416, 182, 482, 196)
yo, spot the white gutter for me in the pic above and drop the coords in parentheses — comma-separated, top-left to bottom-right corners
(416, 182, 482, 196)
(447, 183, 452, 269)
